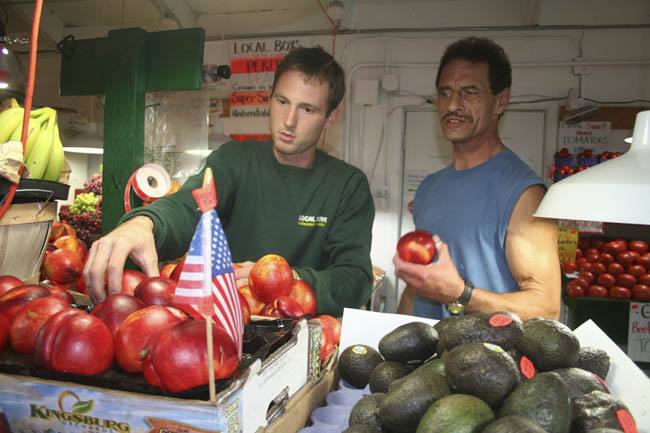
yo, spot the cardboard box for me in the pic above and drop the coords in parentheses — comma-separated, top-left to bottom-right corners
(0, 318, 321, 433)
(339, 308, 650, 432)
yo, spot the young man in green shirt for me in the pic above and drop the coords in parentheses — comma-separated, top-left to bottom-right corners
(83, 46, 375, 317)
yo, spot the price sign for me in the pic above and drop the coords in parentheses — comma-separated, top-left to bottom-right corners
(558, 228, 579, 263)
(627, 303, 650, 362)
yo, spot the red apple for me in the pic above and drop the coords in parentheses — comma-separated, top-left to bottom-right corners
(49, 221, 76, 243)
(169, 257, 185, 282)
(46, 285, 75, 304)
(397, 230, 436, 265)
(607, 263, 625, 277)
(616, 273, 637, 289)
(273, 296, 306, 318)
(134, 277, 176, 306)
(0, 285, 51, 324)
(288, 279, 317, 315)
(0, 314, 9, 350)
(34, 309, 114, 375)
(0, 275, 23, 297)
(42, 249, 84, 284)
(636, 253, 650, 271)
(141, 319, 239, 392)
(114, 305, 185, 373)
(9, 296, 71, 354)
(91, 294, 145, 336)
(238, 292, 251, 325)
(628, 240, 649, 255)
(315, 314, 341, 346)
(249, 254, 293, 303)
(159, 263, 177, 279)
(121, 269, 147, 296)
(238, 285, 265, 316)
(53, 235, 88, 261)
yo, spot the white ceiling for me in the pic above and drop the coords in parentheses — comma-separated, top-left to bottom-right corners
(2, 0, 649, 48)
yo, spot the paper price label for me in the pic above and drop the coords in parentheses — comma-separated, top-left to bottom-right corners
(558, 228, 579, 263)
(627, 303, 650, 362)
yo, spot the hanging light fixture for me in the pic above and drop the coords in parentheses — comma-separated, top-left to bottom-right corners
(0, 20, 26, 100)
(534, 110, 650, 225)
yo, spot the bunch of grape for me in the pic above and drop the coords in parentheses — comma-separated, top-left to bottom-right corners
(84, 172, 102, 195)
(70, 192, 101, 214)
(59, 206, 102, 246)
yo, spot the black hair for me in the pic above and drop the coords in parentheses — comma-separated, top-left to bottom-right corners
(436, 37, 512, 95)
(271, 46, 345, 115)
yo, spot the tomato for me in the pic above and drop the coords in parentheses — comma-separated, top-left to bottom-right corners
(609, 286, 632, 299)
(616, 273, 637, 289)
(639, 274, 650, 286)
(578, 271, 595, 285)
(587, 285, 609, 298)
(591, 238, 606, 250)
(636, 253, 650, 271)
(628, 265, 646, 279)
(628, 240, 649, 255)
(589, 262, 606, 276)
(578, 261, 593, 273)
(575, 248, 583, 260)
(566, 282, 585, 299)
(585, 248, 600, 257)
(561, 261, 578, 274)
(607, 262, 625, 277)
(603, 240, 627, 256)
(574, 277, 590, 290)
(597, 253, 614, 266)
(616, 252, 636, 269)
(596, 273, 616, 289)
(578, 238, 591, 250)
(632, 284, 650, 301)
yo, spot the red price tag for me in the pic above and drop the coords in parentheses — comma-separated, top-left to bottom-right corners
(489, 313, 513, 327)
(192, 179, 217, 212)
(616, 409, 638, 433)
(520, 356, 536, 379)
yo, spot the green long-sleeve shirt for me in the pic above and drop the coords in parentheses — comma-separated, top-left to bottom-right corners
(124, 141, 375, 316)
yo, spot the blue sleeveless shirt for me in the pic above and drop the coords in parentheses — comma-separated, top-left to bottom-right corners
(411, 148, 543, 319)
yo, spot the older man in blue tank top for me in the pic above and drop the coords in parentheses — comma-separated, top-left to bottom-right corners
(394, 37, 561, 321)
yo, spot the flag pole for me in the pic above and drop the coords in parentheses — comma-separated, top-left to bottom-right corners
(201, 168, 217, 403)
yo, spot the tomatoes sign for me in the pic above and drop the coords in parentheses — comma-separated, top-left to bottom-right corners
(627, 303, 650, 362)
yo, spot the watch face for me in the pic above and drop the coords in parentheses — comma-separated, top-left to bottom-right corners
(447, 302, 464, 315)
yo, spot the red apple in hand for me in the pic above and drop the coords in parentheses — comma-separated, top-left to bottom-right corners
(121, 269, 147, 296)
(42, 249, 84, 284)
(114, 305, 186, 373)
(34, 309, 114, 375)
(141, 319, 239, 392)
(91, 294, 145, 336)
(134, 276, 176, 306)
(0, 314, 9, 350)
(288, 279, 317, 315)
(238, 285, 265, 315)
(0, 275, 23, 297)
(249, 254, 293, 303)
(397, 230, 436, 264)
(9, 296, 71, 354)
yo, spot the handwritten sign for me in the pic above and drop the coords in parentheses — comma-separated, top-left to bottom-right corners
(627, 303, 650, 362)
(559, 219, 605, 235)
(558, 121, 611, 150)
(558, 228, 579, 263)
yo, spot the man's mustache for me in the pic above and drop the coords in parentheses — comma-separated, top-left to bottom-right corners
(443, 112, 471, 121)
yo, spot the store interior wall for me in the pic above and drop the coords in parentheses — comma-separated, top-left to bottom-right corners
(14, 4, 650, 313)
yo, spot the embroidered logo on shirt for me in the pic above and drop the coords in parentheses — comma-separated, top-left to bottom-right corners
(297, 214, 328, 227)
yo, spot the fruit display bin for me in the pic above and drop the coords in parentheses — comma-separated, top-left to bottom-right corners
(0, 318, 322, 433)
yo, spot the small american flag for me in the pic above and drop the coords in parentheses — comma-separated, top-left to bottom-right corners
(173, 209, 243, 358)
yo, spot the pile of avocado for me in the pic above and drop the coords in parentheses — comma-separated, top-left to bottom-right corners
(337, 312, 636, 433)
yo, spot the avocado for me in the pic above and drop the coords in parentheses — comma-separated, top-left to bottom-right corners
(339, 344, 384, 389)
(571, 390, 637, 433)
(379, 322, 438, 363)
(378, 367, 451, 433)
(413, 357, 445, 378)
(500, 371, 571, 433)
(576, 346, 610, 380)
(444, 342, 520, 408)
(343, 425, 381, 433)
(434, 316, 459, 354)
(348, 393, 385, 432)
(481, 415, 548, 433)
(369, 361, 413, 394)
(415, 394, 495, 433)
(517, 318, 580, 371)
(438, 312, 523, 351)
(554, 368, 608, 400)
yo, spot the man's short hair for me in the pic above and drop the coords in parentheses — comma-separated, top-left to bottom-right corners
(435, 37, 512, 95)
(272, 46, 345, 115)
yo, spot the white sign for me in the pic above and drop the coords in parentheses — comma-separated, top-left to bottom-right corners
(558, 120, 611, 151)
(628, 302, 650, 362)
(558, 219, 605, 234)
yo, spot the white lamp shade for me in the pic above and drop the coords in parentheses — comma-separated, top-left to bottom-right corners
(534, 110, 650, 225)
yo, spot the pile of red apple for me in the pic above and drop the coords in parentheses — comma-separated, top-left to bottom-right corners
(563, 237, 650, 301)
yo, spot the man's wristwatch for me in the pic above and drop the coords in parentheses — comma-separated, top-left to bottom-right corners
(447, 279, 474, 315)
